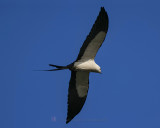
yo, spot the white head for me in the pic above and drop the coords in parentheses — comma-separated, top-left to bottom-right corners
(94, 63, 101, 73)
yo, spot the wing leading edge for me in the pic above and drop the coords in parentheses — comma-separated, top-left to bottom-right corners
(66, 71, 89, 123)
(76, 7, 109, 61)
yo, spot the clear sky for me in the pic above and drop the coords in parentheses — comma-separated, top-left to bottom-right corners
(0, 0, 160, 128)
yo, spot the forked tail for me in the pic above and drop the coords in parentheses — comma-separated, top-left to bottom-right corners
(47, 64, 69, 71)
(34, 64, 69, 71)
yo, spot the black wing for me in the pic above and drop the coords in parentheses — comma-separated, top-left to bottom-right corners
(66, 71, 89, 123)
(76, 7, 109, 61)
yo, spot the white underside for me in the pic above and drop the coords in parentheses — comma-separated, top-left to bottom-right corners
(74, 31, 106, 97)
(74, 60, 101, 97)
(76, 71, 89, 97)
(74, 59, 101, 73)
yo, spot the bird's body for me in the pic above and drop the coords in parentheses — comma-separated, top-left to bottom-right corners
(74, 59, 101, 73)
(45, 7, 109, 124)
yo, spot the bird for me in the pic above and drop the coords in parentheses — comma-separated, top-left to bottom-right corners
(45, 7, 109, 124)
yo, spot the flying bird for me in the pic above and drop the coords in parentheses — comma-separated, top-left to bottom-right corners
(46, 7, 109, 123)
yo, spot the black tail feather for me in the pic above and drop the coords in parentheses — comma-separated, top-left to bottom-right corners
(33, 64, 69, 72)
(33, 68, 64, 71)
(49, 64, 68, 69)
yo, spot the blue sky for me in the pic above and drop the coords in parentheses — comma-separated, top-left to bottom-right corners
(0, 0, 160, 128)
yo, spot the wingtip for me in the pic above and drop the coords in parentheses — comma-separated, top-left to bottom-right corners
(100, 7, 108, 15)
(100, 6, 105, 11)
(66, 114, 76, 124)
(66, 118, 71, 124)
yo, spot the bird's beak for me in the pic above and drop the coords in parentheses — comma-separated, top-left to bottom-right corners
(99, 70, 102, 74)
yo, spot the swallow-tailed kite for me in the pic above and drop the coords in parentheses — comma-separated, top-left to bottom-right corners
(46, 7, 109, 123)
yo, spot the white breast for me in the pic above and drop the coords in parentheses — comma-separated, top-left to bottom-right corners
(74, 59, 101, 73)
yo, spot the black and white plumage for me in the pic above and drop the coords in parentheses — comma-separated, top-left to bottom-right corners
(47, 7, 109, 124)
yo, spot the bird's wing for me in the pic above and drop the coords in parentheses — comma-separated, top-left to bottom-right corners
(66, 71, 89, 123)
(76, 7, 109, 61)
